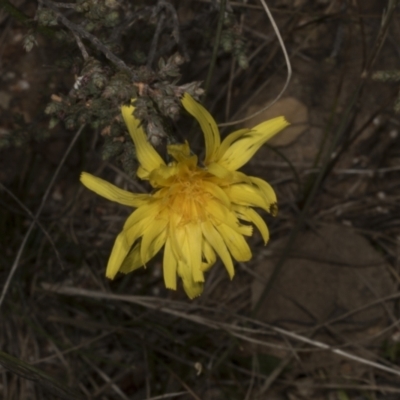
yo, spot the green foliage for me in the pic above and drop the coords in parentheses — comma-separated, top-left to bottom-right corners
(36, 8, 58, 26)
(220, 10, 249, 69)
(22, 31, 38, 52)
(75, 0, 120, 30)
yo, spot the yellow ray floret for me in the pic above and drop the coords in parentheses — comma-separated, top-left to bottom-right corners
(80, 94, 289, 298)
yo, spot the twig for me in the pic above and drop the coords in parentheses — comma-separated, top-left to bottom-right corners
(363, 0, 400, 76)
(244, 355, 257, 400)
(218, 0, 292, 127)
(203, 0, 226, 100)
(0, 183, 63, 269)
(157, 0, 180, 43)
(147, 13, 165, 68)
(42, 285, 400, 379)
(286, 381, 400, 394)
(28, 332, 113, 367)
(208, 39, 270, 113)
(83, 355, 130, 400)
(39, 0, 135, 77)
(0, 125, 85, 311)
(0, 350, 82, 399)
(144, 392, 188, 400)
(72, 30, 89, 60)
(225, 58, 236, 121)
(147, 0, 180, 67)
(163, 363, 201, 400)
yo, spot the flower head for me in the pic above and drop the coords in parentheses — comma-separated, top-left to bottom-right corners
(81, 94, 289, 298)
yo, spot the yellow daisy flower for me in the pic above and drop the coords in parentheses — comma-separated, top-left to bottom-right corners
(81, 94, 289, 298)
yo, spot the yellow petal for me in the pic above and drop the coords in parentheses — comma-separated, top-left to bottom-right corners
(172, 223, 204, 297)
(184, 223, 204, 283)
(202, 180, 231, 208)
(137, 165, 149, 180)
(115, 243, 140, 274)
(206, 162, 251, 185)
(169, 214, 185, 261)
(149, 165, 178, 188)
(183, 282, 204, 299)
(121, 103, 165, 179)
(205, 199, 252, 236)
(215, 223, 252, 262)
(226, 183, 275, 213)
(216, 128, 250, 160)
(181, 93, 220, 165)
(120, 229, 166, 273)
(81, 172, 150, 207)
(167, 141, 191, 162)
(124, 215, 152, 247)
(206, 162, 234, 180)
(216, 117, 289, 171)
(140, 218, 168, 264)
(201, 220, 235, 279)
(204, 198, 229, 221)
(234, 205, 270, 244)
(178, 260, 204, 299)
(107, 204, 163, 278)
(201, 240, 216, 271)
(163, 238, 177, 290)
(123, 202, 159, 231)
(248, 177, 277, 209)
(105, 204, 160, 279)
(105, 232, 131, 279)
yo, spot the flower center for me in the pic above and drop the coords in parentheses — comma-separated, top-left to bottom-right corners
(160, 167, 212, 224)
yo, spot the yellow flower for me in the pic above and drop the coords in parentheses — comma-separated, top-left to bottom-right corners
(81, 94, 289, 298)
